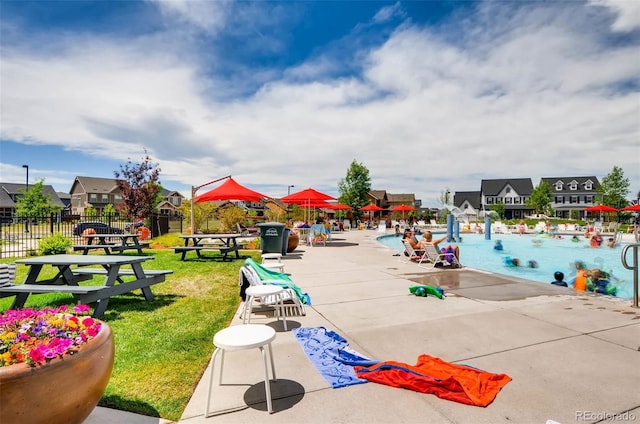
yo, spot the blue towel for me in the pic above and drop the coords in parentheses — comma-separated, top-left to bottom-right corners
(293, 326, 378, 388)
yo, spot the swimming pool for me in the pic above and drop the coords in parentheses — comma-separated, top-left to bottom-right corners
(377, 233, 635, 299)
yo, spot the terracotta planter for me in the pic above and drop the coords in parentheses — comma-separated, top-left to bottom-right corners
(0, 322, 115, 424)
(287, 233, 299, 253)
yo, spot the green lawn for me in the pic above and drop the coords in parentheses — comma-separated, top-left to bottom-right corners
(0, 247, 260, 421)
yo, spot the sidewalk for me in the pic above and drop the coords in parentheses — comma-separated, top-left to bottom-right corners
(89, 229, 640, 424)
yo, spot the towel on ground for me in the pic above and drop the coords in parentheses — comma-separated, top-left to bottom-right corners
(354, 354, 512, 407)
(293, 326, 378, 388)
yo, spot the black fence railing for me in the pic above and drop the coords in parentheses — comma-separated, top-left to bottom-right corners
(0, 213, 183, 259)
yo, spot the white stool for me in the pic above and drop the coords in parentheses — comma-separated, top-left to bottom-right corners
(205, 324, 277, 416)
(243, 285, 287, 331)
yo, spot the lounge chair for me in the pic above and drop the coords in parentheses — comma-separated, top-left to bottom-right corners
(417, 242, 461, 269)
(239, 258, 309, 317)
(401, 239, 426, 263)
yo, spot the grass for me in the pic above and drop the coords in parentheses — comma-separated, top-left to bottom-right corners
(0, 234, 261, 422)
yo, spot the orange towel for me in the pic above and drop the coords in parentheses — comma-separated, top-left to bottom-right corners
(354, 354, 511, 407)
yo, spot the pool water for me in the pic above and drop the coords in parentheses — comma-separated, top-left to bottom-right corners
(377, 233, 634, 299)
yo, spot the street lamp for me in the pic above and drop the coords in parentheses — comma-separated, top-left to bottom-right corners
(288, 185, 294, 195)
(22, 165, 29, 233)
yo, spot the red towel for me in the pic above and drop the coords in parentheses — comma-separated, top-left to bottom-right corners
(354, 354, 511, 407)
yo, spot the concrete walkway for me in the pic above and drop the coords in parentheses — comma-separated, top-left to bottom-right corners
(88, 229, 640, 424)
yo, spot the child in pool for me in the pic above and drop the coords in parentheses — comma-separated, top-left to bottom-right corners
(494, 240, 503, 251)
(550, 271, 568, 287)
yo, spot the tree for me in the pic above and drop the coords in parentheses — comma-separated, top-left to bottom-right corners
(14, 180, 62, 216)
(177, 200, 217, 233)
(527, 181, 553, 215)
(490, 202, 505, 219)
(597, 165, 630, 209)
(114, 151, 161, 220)
(338, 160, 371, 221)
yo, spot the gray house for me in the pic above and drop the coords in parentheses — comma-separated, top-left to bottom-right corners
(480, 178, 534, 220)
(540, 176, 600, 219)
(0, 182, 65, 218)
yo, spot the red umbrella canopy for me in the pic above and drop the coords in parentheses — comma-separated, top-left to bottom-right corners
(621, 204, 640, 212)
(329, 203, 353, 210)
(280, 187, 336, 204)
(194, 177, 269, 203)
(391, 204, 415, 212)
(359, 204, 384, 211)
(584, 205, 618, 213)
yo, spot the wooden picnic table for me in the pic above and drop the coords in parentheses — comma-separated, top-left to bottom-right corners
(175, 234, 244, 261)
(0, 254, 172, 318)
(73, 233, 149, 255)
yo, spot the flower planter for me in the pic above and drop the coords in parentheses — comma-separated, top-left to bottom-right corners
(0, 322, 114, 424)
(287, 233, 299, 253)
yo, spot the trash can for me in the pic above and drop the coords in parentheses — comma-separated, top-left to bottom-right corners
(257, 222, 286, 254)
(281, 228, 290, 256)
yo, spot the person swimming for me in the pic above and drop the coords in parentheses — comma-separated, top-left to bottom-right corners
(494, 240, 503, 251)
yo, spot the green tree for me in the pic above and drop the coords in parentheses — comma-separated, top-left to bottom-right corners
(114, 151, 161, 220)
(597, 165, 630, 209)
(14, 180, 62, 216)
(338, 160, 371, 221)
(177, 200, 217, 233)
(527, 181, 553, 215)
(490, 202, 505, 219)
(102, 204, 117, 217)
(217, 205, 247, 232)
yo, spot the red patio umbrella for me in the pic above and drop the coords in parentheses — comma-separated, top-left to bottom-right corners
(391, 204, 415, 220)
(359, 204, 384, 221)
(194, 177, 269, 203)
(281, 187, 337, 222)
(621, 204, 640, 212)
(584, 205, 618, 213)
(329, 203, 352, 211)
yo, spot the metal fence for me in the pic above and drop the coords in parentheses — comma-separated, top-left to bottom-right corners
(0, 213, 183, 259)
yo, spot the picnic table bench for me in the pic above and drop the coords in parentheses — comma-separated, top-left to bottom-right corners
(0, 255, 172, 318)
(175, 234, 244, 261)
(73, 233, 150, 255)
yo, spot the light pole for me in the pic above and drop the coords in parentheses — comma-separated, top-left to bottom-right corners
(288, 185, 294, 195)
(22, 165, 29, 233)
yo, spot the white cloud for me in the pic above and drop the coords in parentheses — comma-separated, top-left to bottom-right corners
(589, 0, 640, 32)
(1, 1, 639, 206)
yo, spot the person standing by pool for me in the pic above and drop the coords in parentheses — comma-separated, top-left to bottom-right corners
(517, 220, 526, 235)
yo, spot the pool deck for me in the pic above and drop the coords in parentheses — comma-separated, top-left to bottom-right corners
(87, 229, 640, 424)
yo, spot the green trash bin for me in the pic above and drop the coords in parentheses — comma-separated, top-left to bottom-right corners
(257, 222, 285, 254)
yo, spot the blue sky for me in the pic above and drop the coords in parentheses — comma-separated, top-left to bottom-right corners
(1, 0, 639, 206)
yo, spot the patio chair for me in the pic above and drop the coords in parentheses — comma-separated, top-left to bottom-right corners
(417, 243, 461, 269)
(309, 223, 327, 246)
(401, 239, 426, 263)
(239, 258, 309, 317)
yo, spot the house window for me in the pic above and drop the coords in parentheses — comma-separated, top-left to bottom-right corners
(514, 197, 521, 204)
(89, 193, 97, 202)
(486, 197, 493, 204)
(101, 194, 109, 202)
(505, 187, 511, 194)
(585, 195, 593, 203)
(171, 197, 181, 206)
(584, 182, 593, 190)
(569, 182, 578, 190)
(570, 195, 579, 203)
(554, 183, 563, 191)
(505, 197, 512, 204)
(114, 195, 122, 203)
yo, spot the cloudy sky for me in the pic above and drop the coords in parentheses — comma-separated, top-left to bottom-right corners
(1, 0, 639, 206)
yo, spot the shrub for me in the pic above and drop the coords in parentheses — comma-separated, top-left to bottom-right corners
(38, 233, 73, 255)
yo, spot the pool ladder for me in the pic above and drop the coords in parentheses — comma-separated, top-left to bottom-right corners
(621, 243, 640, 308)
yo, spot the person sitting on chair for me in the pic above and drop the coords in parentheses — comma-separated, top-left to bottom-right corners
(421, 231, 460, 261)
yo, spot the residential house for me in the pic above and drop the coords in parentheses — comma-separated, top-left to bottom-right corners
(540, 176, 600, 219)
(0, 182, 66, 218)
(480, 178, 534, 219)
(69, 176, 184, 216)
(367, 190, 389, 209)
(453, 191, 482, 218)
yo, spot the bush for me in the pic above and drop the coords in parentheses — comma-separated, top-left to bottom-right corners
(38, 233, 73, 255)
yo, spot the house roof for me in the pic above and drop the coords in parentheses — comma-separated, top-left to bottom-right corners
(480, 178, 533, 195)
(71, 176, 120, 194)
(454, 191, 481, 209)
(369, 190, 388, 201)
(540, 176, 600, 192)
(387, 193, 415, 204)
(0, 182, 65, 208)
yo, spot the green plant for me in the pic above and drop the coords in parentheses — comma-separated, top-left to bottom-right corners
(0, 304, 102, 367)
(38, 233, 73, 255)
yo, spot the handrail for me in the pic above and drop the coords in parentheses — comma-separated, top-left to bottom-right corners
(621, 243, 639, 308)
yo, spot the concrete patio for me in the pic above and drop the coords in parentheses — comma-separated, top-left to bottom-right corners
(87, 228, 640, 424)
